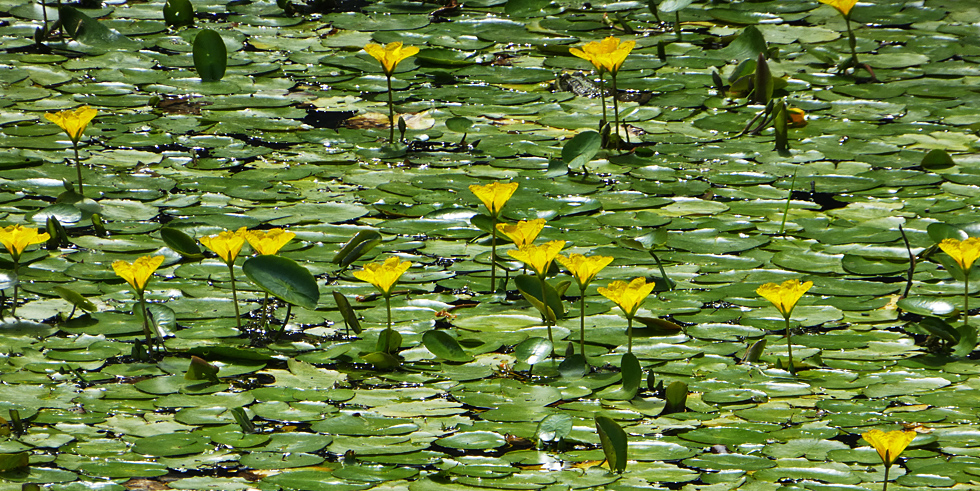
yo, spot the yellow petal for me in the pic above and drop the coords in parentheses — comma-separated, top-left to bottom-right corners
(353, 256, 412, 295)
(598, 277, 655, 318)
(469, 181, 519, 217)
(200, 227, 248, 264)
(756, 279, 813, 318)
(44, 106, 97, 143)
(364, 42, 417, 76)
(507, 240, 565, 278)
(496, 219, 546, 248)
(819, 0, 858, 16)
(246, 228, 296, 255)
(112, 255, 165, 292)
(556, 253, 614, 289)
(862, 429, 916, 466)
(939, 237, 980, 273)
(0, 224, 51, 261)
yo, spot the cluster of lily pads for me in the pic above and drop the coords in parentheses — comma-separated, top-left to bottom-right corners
(4, 0, 980, 488)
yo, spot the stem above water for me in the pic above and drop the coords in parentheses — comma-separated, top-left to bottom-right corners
(73, 143, 84, 196)
(228, 262, 241, 329)
(385, 293, 392, 331)
(386, 75, 395, 143)
(490, 216, 497, 293)
(10, 261, 20, 317)
(626, 315, 633, 354)
(578, 286, 586, 360)
(784, 316, 795, 374)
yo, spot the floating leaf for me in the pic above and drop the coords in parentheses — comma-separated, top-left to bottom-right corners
(161, 227, 204, 260)
(163, 0, 193, 27)
(595, 415, 628, 473)
(193, 29, 227, 82)
(422, 330, 474, 362)
(243, 255, 319, 310)
(514, 337, 552, 365)
(562, 130, 601, 172)
(59, 6, 139, 49)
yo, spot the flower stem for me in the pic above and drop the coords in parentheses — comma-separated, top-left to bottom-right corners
(965, 276, 970, 329)
(490, 216, 497, 293)
(598, 72, 607, 127)
(10, 261, 19, 317)
(611, 72, 621, 145)
(73, 143, 84, 196)
(627, 315, 633, 354)
(261, 292, 270, 331)
(784, 316, 795, 374)
(579, 286, 586, 360)
(386, 74, 395, 143)
(228, 262, 241, 329)
(882, 464, 889, 491)
(385, 294, 392, 331)
(539, 275, 554, 348)
(845, 16, 858, 65)
(138, 291, 151, 346)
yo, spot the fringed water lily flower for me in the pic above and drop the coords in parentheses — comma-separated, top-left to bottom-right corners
(599, 277, 656, 354)
(354, 256, 412, 332)
(496, 218, 546, 249)
(45, 106, 97, 144)
(570, 36, 635, 144)
(819, 0, 867, 76)
(200, 227, 248, 328)
(44, 106, 97, 196)
(508, 241, 566, 280)
(819, 0, 857, 17)
(938, 237, 980, 333)
(246, 228, 296, 256)
(365, 42, 419, 77)
(112, 255, 165, 346)
(557, 253, 614, 359)
(509, 240, 566, 344)
(757, 279, 813, 373)
(862, 429, 917, 491)
(364, 42, 419, 142)
(112, 255, 165, 294)
(470, 182, 519, 219)
(470, 181, 519, 293)
(0, 225, 50, 263)
(0, 225, 51, 317)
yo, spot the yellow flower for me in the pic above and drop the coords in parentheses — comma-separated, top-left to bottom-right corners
(787, 108, 807, 128)
(507, 240, 565, 278)
(469, 182, 519, 218)
(44, 106, 98, 144)
(756, 279, 813, 319)
(819, 0, 857, 17)
(570, 36, 635, 75)
(364, 42, 419, 77)
(246, 228, 296, 256)
(200, 227, 248, 264)
(939, 237, 980, 273)
(598, 277, 657, 319)
(496, 219, 546, 248)
(862, 429, 917, 467)
(557, 253, 614, 289)
(354, 256, 412, 296)
(112, 255, 165, 293)
(0, 225, 50, 262)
